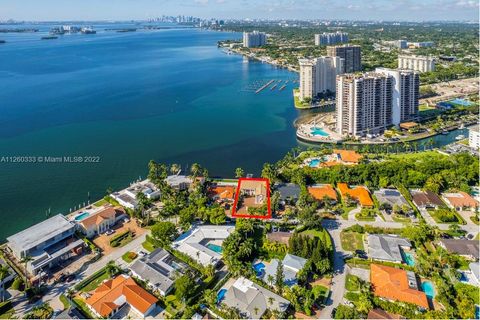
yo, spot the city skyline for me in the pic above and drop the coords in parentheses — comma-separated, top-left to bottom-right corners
(1, 0, 479, 22)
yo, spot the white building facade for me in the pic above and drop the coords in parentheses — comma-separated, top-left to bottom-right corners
(243, 31, 266, 48)
(376, 68, 419, 125)
(469, 125, 480, 149)
(314, 32, 348, 46)
(398, 55, 435, 73)
(299, 56, 343, 101)
(336, 73, 393, 137)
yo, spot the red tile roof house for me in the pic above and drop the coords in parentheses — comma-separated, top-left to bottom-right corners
(79, 206, 128, 238)
(441, 191, 480, 211)
(410, 189, 445, 209)
(85, 274, 158, 318)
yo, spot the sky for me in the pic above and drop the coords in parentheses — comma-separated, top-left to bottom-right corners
(1, 0, 478, 22)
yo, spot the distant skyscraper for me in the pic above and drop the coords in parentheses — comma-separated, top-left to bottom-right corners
(327, 45, 361, 73)
(314, 32, 349, 46)
(398, 55, 435, 73)
(376, 68, 419, 125)
(336, 73, 393, 137)
(243, 31, 267, 48)
(299, 56, 343, 101)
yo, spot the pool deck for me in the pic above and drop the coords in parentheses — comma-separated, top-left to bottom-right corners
(296, 123, 343, 143)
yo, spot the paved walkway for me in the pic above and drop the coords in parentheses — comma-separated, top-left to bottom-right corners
(348, 207, 361, 221)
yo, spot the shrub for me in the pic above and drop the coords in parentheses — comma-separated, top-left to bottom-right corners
(11, 277, 24, 291)
(110, 230, 133, 247)
(0, 301, 12, 314)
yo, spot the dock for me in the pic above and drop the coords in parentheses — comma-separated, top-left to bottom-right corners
(256, 80, 275, 94)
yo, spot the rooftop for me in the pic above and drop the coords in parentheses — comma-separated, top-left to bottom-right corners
(80, 207, 126, 229)
(368, 234, 411, 262)
(333, 149, 362, 163)
(411, 189, 444, 207)
(442, 191, 479, 208)
(374, 189, 409, 207)
(338, 183, 374, 207)
(7, 214, 75, 253)
(208, 185, 235, 200)
(370, 264, 429, 309)
(263, 254, 307, 286)
(438, 239, 479, 259)
(275, 183, 301, 200)
(308, 184, 338, 201)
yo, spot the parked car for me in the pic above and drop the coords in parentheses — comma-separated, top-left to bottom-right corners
(466, 233, 474, 240)
(65, 274, 76, 283)
(105, 229, 115, 236)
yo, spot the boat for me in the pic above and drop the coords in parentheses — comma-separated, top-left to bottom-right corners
(81, 27, 96, 34)
(459, 123, 465, 129)
(441, 129, 449, 135)
(455, 135, 466, 140)
(41, 36, 58, 40)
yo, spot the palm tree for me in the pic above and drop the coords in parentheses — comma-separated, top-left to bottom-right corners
(170, 163, 181, 175)
(20, 256, 33, 289)
(0, 265, 9, 302)
(235, 167, 244, 178)
(190, 163, 201, 179)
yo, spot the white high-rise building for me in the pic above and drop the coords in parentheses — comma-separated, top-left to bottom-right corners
(299, 56, 343, 101)
(314, 32, 349, 46)
(336, 73, 393, 137)
(243, 31, 267, 48)
(469, 125, 480, 150)
(398, 55, 435, 73)
(376, 68, 419, 125)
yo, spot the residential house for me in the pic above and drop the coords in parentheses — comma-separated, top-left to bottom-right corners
(110, 180, 160, 210)
(374, 189, 410, 211)
(85, 274, 158, 318)
(166, 175, 205, 191)
(410, 189, 444, 209)
(266, 232, 293, 246)
(367, 234, 412, 263)
(308, 184, 338, 204)
(221, 277, 290, 318)
(438, 239, 479, 260)
(172, 225, 235, 266)
(208, 185, 236, 202)
(78, 206, 127, 238)
(275, 183, 301, 205)
(367, 309, 403, 319)
(337, 183, 374, 207)
(130, 248, 188, 296)
(441, 191, 479, 211)
(7, 214, 84, 275)
(263, 253, 307, 286)
(239, 180, 268, 205)
(370, 264, 429, 309)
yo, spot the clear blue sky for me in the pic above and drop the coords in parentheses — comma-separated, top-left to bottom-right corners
(1, 0, 478, 21)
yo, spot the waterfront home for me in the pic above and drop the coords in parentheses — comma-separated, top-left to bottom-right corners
(410, 189, 444, 209)
(322, 149, 362, 167)
(308, 184, 338, 204)
(6, 214, 84, 275)
(275, 183, 301, 205)
(263, 253, 307, 286)
(220, 277, 290, 318)
(238, 179, 268, 206)
(208, 185, 236, 202)
(172, 225, 235, 266)
(79, 206, 127, 238)
(370, 264, 429, 309)
(374, 189, 410, 211)
(438, 239, 479, 260)
(337, 183, 374, 207)
(166, 175, 205, 191)
(110, 180, 160, 210)
(441, 191, 479, 211)
(367, 234, 412, 263)
(85, 274, 158, 318)
(129, 248, 188, 296)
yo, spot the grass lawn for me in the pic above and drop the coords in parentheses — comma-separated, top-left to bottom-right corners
(92, 199, 108, 207)
(73, 298, 95, 319)
(0, 306, 14, 319)
(142, 240, 156, 253)
(122, 251, 138, 263)
(428, 209, 465, 224)
(392, 213, 411, 223)
(470, 216, 479, 225)
(293, 89, 311, 109)
(345, 274, 361, 291)
(340, 231, 364, 252)
(475, 233, 480, 240)
(80, 270, 110, 292)
(59, 294, 70, 309)
(342, 205, 356, 220)
(355, 214, 375, 221)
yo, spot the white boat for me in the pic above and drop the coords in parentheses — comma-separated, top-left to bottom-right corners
(455, 134, 466, 140)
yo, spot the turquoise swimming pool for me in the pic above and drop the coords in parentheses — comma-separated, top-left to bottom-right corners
(402, 251, 415, 266)
(421, 281, 435, 299)
(309, 159, 321, 167)
(207, 243, 223, 253)
(74, 212, 90, 221)
(253, 262, 265, 277)
(217, 289, 226, 304)
(311, 127, 329, 137)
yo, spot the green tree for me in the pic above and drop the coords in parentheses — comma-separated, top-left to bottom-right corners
(151, 221, 178, 247)
(235, 167, 244, 178)
(0, 265, 9, 301)
(175, 273, 196, 302)
(275, 261, 284, 293)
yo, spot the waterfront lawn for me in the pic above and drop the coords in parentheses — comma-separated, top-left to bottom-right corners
(92, 199, 108, 207)
(345, 274, 361, 292)
(293, 89, 311, 109)
(340, 231, 364, 252)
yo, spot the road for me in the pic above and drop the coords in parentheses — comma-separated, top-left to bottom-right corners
(13, 232, 149, 317)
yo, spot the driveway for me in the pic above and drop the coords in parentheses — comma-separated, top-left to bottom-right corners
(348, 207, 361, 221)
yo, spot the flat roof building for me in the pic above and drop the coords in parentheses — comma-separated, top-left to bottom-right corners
(398, 55, 435, 73)
(367, 234, 411, 263)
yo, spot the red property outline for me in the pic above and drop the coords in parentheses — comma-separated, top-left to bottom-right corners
(232, 177, 271, 219)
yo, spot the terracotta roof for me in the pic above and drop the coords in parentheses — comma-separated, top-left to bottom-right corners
(368, 308, 402, 319)
(442, 191, 479, 208)
(208, 186, 235, 200)
(86, 275, 158, 317)
(333, 149, 362, 163)
(399, 122, 419, 129)
(80, 207, 126, 229)
(337, 183, 374, 207)
(239, 180, 267, 197)
(308, 185, 338, 201)
(370, 264, 429, 309)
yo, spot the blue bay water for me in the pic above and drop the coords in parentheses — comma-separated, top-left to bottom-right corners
(0, 23, 300, 240)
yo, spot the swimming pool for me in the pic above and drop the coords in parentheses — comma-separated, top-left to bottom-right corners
(74, 212, 90, 221)
(309, 159, 321, 167)
(475, 305, 479, 319)
(217, 289, 227, 304)
(206, 243, 223, 253)
(311, 127, 329, 137)
(402, 251, 415, 266)
(421, 281, 435, 299)
(450, 98, 474, 107)
(253, 262, 265, 276)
